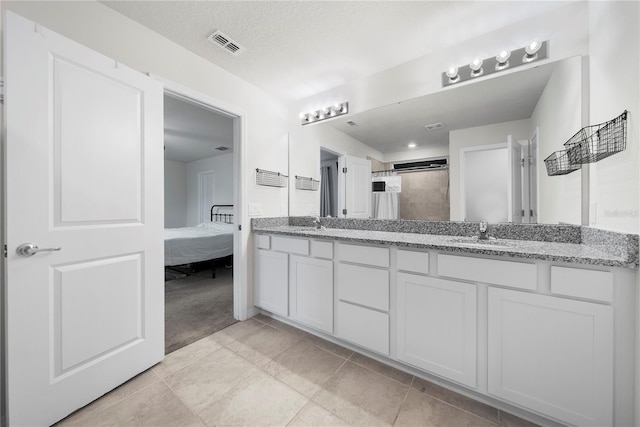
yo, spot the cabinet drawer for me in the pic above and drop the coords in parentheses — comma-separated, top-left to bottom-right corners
(338, 243, 389, 268)
(256, 234, 270, 249)
(550, 266, 613, 302)
(337, 301, 389, 355)
(337, 263, 389, 311)
(438, 254, 536, 290)
(397, 249, 429, 275)
(311, 240, 333, 259)
(271, 236, 309, 255)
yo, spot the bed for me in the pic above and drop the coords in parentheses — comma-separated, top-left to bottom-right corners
(164, 205, 234, 278)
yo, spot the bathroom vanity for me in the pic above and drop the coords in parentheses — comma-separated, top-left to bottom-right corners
(252, 218, 638, 427)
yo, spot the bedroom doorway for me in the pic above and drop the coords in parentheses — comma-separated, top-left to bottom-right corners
(162, 91, 238, 354)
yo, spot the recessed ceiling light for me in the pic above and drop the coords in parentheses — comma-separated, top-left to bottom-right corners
(408, 142, 417, 149)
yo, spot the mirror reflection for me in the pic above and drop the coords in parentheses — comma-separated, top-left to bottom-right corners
(310, 55, 583, 225)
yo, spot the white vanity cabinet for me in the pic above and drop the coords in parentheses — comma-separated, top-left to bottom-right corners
(255, 249, 289, 317)
(289, 254, 334, 334)
(335, 243, 390, 355)
(397, 273, 477, 388)
(488, 287, 614, 427)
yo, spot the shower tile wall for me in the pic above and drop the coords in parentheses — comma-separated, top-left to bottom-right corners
(368, 157, 450, 221)
(399, 170, 450, 221)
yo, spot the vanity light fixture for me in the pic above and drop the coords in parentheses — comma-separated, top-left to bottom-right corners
(523, 40, 542, 62)
(442, 40, 547, 87)
(495, 50, 511, 70)
(469, 58, 483, 77)
(300, 101, 349, 126)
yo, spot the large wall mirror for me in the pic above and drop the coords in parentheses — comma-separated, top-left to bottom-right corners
(296, 55, 584, 225)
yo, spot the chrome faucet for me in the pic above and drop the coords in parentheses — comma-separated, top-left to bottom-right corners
(478, 220, 489, 240)
(313, 216, 322, 230)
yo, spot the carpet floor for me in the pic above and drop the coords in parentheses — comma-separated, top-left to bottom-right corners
(165, 264, 236, 354)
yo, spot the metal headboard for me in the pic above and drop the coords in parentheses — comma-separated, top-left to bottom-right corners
(211, 205, 234, 223)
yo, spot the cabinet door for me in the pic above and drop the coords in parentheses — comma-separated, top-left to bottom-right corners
(290, 255, 333, 333)
(396, 274, 477, 387)
(488, 288, 613, 427)
(255, 249, 288, 317)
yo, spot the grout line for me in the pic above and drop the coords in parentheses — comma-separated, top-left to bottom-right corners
(161, 377, 208, 426)
(392, 380, 412, 426)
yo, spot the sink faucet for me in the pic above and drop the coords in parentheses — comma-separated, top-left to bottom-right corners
(313, 216, 322, 230)
(478, 220, 489, 240)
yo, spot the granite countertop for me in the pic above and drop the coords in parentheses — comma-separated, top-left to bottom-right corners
(252, 224, 638, 269)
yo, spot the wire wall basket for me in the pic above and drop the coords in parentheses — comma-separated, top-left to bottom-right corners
(295, 175, 320, 191)
(256, 168, 288, 188)
(544, 110, 628, 176)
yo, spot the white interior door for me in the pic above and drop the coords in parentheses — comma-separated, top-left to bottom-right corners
(4, 12, 164, 426)
(198, 170, 215, 223)
(507, 136, 523, 223)
(344, 155, 371, 218)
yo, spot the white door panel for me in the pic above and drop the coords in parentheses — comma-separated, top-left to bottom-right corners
(5, 12, 164, 426)
(344, 155, 371, 218)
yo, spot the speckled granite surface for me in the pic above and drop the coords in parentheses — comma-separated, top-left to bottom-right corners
(251, 217, 638, 269)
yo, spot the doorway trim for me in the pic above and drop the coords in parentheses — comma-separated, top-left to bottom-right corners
(152, 75, 249, 321)
(320, 146, 346, 218)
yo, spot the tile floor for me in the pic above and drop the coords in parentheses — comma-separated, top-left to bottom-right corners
(57, 315, 539, 427)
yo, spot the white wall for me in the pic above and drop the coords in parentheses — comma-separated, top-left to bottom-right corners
(532, 55, 583, 226)
(164, 160, 188, 228)
(449, 119, 532, 221)
(186, 153, 234, 226)
(588, 1, 639, 235)
(289, 122, 384, 216)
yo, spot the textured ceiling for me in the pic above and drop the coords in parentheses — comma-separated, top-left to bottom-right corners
(101, 1, 569, 100)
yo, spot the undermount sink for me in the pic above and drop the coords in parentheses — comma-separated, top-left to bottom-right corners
(450, 237, 513, 250)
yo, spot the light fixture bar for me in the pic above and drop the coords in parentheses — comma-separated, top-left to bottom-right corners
(442, 41, 548, 87)
(300, 102, 349, 126)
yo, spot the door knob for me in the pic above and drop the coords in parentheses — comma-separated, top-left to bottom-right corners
(16, 243, 61, 257)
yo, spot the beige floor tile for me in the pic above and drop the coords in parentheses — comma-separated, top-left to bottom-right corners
(57, 369, 161, 426)
(252, 313, 273, 324)
(153, 334, 223, 378)
(395, 389, 495, 427)
(349, 352, 413, 385)
(263, 339, 347, 398)
(266, 319, 313, 339)
(63, 381, 204, 427)
(216, 318, 265, 340)
(287, 401, 352, 427)
(165, 347, 259, 414)
(411, 377, 499, 424)
(198, 369, 308, 426)
(499, 411, 541, 427)
(313, 361, 409, 426)
(305, 334, 354, 359)
(226, 324, 301, 367)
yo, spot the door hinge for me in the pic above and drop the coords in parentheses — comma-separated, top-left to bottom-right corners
(521, 209, 525, 217)
(3, 245, 7, 258)
(238, 224, 242, 231)
(342, 209, 347, 215)
(520, 158, 525, 167)
(343, 167, 347, 173)
(530, 209, 534, 217)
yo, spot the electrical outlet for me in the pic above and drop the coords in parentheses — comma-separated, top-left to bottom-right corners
(248, 203, 262, 217)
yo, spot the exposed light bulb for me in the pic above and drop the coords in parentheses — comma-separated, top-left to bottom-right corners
(525, 40, 542, 55)
(470, 58, 483, 76)
(495, 50, 511, 70)
(446, 67, 458, 78)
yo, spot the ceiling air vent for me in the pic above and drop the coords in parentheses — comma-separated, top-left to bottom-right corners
(424, 122, 444, 131)
(215, 146, 229, 151)
(207, 30, 246, 56)
(346, 120, 358, 127)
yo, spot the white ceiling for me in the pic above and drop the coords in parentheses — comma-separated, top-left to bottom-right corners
(164, 94, 234, 162)
(101, 1, 570, 101)
(323, 60, 556, 154)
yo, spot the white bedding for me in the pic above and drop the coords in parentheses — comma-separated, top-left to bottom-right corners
(164, 222, 234, 266)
